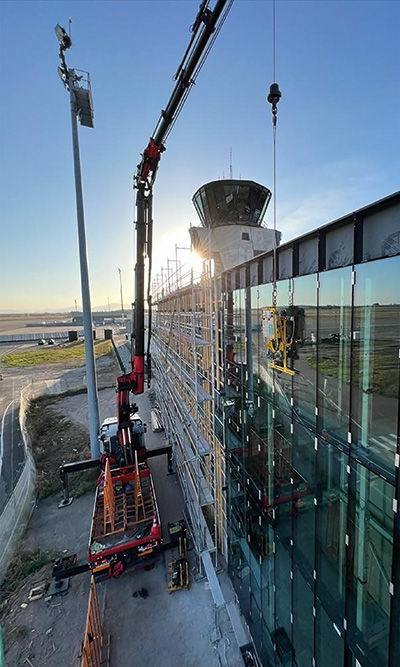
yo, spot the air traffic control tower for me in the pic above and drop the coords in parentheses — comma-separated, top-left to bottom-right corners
(189, 179, 281, 273)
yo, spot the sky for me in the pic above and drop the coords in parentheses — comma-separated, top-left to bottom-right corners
(0, 0, 399, 312)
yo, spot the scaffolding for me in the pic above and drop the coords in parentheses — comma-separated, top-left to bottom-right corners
(152, 259, 226, 565)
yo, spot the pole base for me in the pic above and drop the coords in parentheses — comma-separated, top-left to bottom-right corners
(58, 497, 74, 508)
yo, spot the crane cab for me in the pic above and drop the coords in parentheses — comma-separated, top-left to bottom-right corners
(99, 415, 146, 467)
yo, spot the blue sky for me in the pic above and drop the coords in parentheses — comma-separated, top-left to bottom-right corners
(1, 0, 399, 312)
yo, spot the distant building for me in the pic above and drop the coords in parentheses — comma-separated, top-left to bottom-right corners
(71, 311, 124, 325)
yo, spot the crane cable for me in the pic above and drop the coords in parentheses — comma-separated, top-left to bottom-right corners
(267, 0, 281, 310)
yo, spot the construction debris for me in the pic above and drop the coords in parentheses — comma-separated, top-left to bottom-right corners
(28, 581, 47, 602)
(150, 408, 163, 432)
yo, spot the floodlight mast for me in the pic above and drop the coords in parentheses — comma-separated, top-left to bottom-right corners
(55, 24, 100, 460)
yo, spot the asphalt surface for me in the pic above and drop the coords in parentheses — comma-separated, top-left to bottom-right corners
(0, 343, 29, 511)
(0, 392, 25, 511)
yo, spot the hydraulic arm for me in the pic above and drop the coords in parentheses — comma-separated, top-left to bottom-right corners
(116, 0, 232, 465)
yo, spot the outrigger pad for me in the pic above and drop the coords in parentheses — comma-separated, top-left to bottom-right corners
(47, 577, 70, 596)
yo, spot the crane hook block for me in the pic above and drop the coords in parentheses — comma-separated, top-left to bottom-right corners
(267, 82, 282, 107)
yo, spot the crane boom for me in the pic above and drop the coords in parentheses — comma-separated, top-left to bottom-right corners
(116, 0, 233, 466)
(137, 0, 230, 187)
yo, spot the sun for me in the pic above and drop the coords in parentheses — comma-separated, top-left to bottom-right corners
(189, 251, 205, 276)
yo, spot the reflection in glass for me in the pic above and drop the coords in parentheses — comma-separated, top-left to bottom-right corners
(293, 275, 318, 430)
(352, 257, 400, 475)
(347, 466, 394, 665)
(222, 253, 398, 667)
(315, 601, 344, 666)
(293, 569, 314, 666)
(192, 180, 271, 227)
(315, 439, 348, 622)
(318, 267, 352, 447)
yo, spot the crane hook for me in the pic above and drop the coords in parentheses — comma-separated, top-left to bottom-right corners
(267, 82, 282, 127)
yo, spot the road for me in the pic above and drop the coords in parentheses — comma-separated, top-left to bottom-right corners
(0, 343, 28, 511)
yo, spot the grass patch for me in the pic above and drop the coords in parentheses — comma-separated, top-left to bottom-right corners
(26, 395, 98, 498)
(1, 549, 58, 597)
(2, 340, 112, 368)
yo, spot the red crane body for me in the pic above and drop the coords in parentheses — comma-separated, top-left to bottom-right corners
(114, 0, 232, 467)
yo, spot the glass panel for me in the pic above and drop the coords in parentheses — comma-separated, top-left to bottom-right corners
(318, 267, 352, 448)
(258, 282, 274, 403)
(292, 424, 316, 578)
(193, 192, 205, 224)
(260, 514, 275, 633)
(352, 257, 400, 476)
(249, 561, 262, 624)
(274, 279, 294, 418)
(347, 465, 393, 666)
(293, 275, 318, 430)
(275, 537, 292, 651)
(315, 601, 344, 667)
(315, 439, 348, 624)
(229, 541, 251, 619)
(293, 569, 314, 667)
(257, 619, 275, 667)
(251, 284, 261, 405)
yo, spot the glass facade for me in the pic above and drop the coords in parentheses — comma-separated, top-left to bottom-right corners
(192, 179, 272, 227)
(221, 256, 400, 666)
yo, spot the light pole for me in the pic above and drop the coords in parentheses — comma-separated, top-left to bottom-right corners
(55, 24, 100, 459)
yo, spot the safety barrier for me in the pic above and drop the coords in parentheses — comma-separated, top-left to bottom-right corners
(0, 330, 83, 343)
(80, 576, 110, 667)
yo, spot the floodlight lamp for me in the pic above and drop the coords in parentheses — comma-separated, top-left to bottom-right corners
(57, 66, 67, 85)
(54, 23, 72, 50)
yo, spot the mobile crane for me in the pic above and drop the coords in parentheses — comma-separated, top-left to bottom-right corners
(58, 0, 234, 580)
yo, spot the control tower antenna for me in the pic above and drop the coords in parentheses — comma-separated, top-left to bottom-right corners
(229, 146, 233, 179)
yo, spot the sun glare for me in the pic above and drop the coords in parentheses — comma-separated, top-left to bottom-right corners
(189, 251, 204, 276)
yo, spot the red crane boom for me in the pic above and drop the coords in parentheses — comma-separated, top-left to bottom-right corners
(115, 0, 233, 466)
